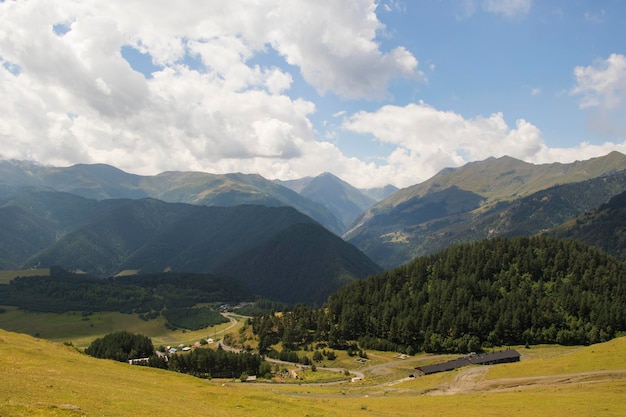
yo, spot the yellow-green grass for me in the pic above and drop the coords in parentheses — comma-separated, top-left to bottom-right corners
(0, 307, 241, 349)
(0, 268, 49, 284)
(487, 338, 626, 379)
(2, 328, 625, 417)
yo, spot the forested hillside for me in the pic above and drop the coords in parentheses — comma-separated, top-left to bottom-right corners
(217, 222, 382, 305)
(0, 267, 248, 321)
(548, 190, 626, 261)
(253, 236, 626, 354)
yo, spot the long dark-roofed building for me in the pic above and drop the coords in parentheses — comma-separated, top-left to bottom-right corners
(416, 349, 521, 376)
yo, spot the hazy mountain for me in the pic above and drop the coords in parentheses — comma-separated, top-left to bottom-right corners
(1, 189, 380, 304)
(360, 184, 399, 201)
(278, 172, 376, 230)
(0, 160, 344, 234)
(345, 152, 626, 268)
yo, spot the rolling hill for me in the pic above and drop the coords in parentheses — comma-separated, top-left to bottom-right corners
(217, 222, 382, 305)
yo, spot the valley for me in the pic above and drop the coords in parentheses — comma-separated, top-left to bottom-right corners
(2, 152, 626, 415)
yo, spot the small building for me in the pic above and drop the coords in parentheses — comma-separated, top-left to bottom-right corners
(415, 349, 520, 376)
(128, 357, 150, 365)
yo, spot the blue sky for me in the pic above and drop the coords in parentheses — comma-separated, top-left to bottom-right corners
(1, 0, 625, 188)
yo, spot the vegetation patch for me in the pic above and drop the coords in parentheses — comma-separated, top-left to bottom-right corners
(252, 236, 626, 356)
(85, 331, 154, 362)
(0, 266, 249, 314)
(162, 306, 228, 331)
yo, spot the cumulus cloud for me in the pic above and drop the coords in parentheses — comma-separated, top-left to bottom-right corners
(342, 103, 548, 186)
(571, 53, 626, 110)
(1, 0, 625, 192)
(570, 53, 626, 139)
(340, 102, 626, 187)
(0, 0, 418, 184)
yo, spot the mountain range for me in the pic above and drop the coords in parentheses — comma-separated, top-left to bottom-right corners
(0, 188, 381, 304)
(276, 172, 397, 229)
(2, 151, 626, 304)
(345, 151, 626, 268)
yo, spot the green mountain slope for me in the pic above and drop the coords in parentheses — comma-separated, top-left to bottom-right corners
(0, 187, 102, 268)
(380, 151, 626, 208)
(217, 222, 382, 305)
(374, 171, 626, 265)
(346, 152, 626, 268)
(547, 190, 626, 260)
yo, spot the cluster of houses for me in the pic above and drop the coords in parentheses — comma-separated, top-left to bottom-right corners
(128, 338, 215, 365)
(415, 349, 521, 376)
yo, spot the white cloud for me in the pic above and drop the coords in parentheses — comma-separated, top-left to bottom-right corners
(0, 0, 418, 186)
(482, 0, 532, 18)
(584, 9, 606, 24)
(1, 0, 625, 192)
(571, 53, 626, 110)
(342, 103, 547, 185)
(456, 0, 531, 19)
(570, 53, 626, 139)
(340, 102, 626, 187)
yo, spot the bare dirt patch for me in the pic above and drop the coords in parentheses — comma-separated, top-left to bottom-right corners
(425, 367, 626, 396)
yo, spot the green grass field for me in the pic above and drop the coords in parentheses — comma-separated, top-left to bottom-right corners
(1, 329, 625, 416)
(0, 307, 240, 348)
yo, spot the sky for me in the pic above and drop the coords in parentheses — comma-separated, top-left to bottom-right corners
(1, 0, 625, 189)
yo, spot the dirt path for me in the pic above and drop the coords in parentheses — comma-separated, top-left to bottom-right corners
(424, 367, 626, 396)
(425, 366, 489, 395)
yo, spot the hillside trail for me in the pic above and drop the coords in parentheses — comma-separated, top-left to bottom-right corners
(425, 366, 489, 395)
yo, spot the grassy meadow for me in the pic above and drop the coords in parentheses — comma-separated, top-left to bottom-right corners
(0, 307, 240, 349)
(1, 327, 625, 416)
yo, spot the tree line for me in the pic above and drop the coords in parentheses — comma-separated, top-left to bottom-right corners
(252, 236, 626, 354)
(0, 267, 248, 330)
